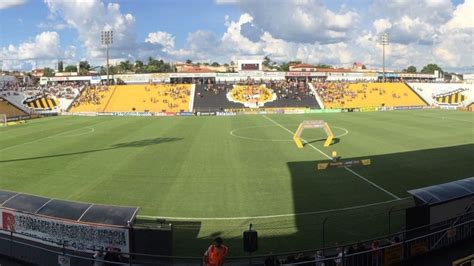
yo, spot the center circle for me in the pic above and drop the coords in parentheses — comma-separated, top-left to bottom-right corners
(230, 125, 349, 142)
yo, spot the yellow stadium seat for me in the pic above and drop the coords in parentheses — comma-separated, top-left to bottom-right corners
(321, 82, 426, 109)
(71, 84, 192, 113)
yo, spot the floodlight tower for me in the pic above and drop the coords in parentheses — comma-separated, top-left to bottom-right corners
(378, 32, 389, 82)
(101, 30, 113, 85)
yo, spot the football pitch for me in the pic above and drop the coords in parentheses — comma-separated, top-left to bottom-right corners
(1, 109, 473, 256)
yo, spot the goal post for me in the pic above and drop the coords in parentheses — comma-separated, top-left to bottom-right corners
(0, 114, 6, 127)
(293, 120, 334, 148)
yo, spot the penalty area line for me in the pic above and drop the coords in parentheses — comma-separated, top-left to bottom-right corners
(262, 114, 401, 200)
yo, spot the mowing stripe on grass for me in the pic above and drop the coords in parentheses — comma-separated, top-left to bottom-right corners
(0, 119, 105, 152)
(136, 197, 410, 221)
(262, 114, 401, 200)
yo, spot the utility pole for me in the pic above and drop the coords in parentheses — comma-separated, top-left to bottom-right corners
(101, 30, 113, 85)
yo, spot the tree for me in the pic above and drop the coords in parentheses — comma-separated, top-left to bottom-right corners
(79, 61, 91, 75)
(186, 59, 192, 64)
(58, 61, 63, 72)
(421, 64, 443, 74)
(263, 56, 271, 67)
(64, 65, 77, 72)
(316, 64, 333, 69)
(405, 65, 417, 73)
(211, 62, 220, 67)
(43, 67, 55, 77)
(278, 62, 290, 71)
(134, 60, 144, 73)
(118, 60, 133, 73)
(288, 60, 302, 65)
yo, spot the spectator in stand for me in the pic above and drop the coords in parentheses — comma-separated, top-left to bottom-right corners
(203, 237, 228, 266)
(93, 250, 105, 266)
(264, 253, 280, 266)
(314, 250, 325, 266)
(371, 240, 382, 266)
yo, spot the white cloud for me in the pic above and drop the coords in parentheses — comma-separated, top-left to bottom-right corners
(373, 19, 392, 34)
(216, 0, 359, 44)
(0, 0, 27, 9)
(0, 31, 75, 70)
(3, 0, 468, 72)
(434, 0, 474, 67)
(145, 32, 175, 52)
(444, 0, 474, 30)
(37, 22, 70, 31)
(44, 0, 136, 60)
(1, 31, 70, 60)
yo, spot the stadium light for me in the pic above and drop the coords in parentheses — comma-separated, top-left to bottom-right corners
(101, 30, 113, 85)
(378, 32, 389, 82)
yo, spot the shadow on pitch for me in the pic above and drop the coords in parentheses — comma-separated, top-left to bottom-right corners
(0, 137, 182, 163)
(305, 137, 340, 146)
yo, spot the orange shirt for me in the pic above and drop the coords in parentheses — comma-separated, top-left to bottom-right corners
(205, 244, 228, 266)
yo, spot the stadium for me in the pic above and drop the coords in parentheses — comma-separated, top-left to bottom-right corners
(1, 1, 474, 265)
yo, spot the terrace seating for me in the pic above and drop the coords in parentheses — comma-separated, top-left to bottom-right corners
(70, 85, 114, 112)
(265, 80, 319, 108)
(1, 82, 84, 112)
(104, 84, 192, 112)
(0, 98, 29, 118)
(71, 84, 193, 113)
(193, 84, 245, 111)
(24, 96, 59, 110)
(314, 82, 427, 109)
(229, 85, 273, 107)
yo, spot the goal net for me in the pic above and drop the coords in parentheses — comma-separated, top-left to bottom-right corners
(0, 114, 6, 127)
(293, 120, 334, 148)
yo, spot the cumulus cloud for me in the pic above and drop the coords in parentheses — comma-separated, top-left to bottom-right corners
(0, 31, 75, 70)
(1, 31, 73, 60)
(434, 0, 474, 67)
(44, 0, 136, 60)
(145, 31, 175, 52)
(0, 0, 27, 9)
(217, 0, 359, 44)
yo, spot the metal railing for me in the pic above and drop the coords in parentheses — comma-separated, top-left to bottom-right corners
(0, 210, 472, 265)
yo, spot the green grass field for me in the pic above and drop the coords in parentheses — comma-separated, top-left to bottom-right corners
(0, 109, 473, 256)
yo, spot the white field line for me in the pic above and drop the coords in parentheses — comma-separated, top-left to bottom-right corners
(0, 120, 105, 152)
(262, 114, 401, 200)
(413, 113, 473, 123)
(230, 125, 349, 142)
(136, 197, 411, 221)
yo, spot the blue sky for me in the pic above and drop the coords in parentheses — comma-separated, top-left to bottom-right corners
(0, 0, 472, 72)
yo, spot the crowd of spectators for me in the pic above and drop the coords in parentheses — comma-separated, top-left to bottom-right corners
(153, 84, 190, 108)
(72, 85, 110, 108)
(264, 238, 400, 266)
(196, 84, 230, 98)
(1, 81, 85, 102)
(313, 81, 407, 107)
(267, 80, 314, 102)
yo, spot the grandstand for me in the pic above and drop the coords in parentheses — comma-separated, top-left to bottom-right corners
(0, 98, 29, 118)
(24, 96, 59, 110)
(265, 80, 320, 108)
(193, 84, 245, 111)
(71, 84, 193, 113)
(408, 82, 474, 108)
(228, 84, 274, 108)
(314, 82, 427, 109)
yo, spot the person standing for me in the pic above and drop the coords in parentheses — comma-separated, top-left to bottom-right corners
(203, 237, 228, 266)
